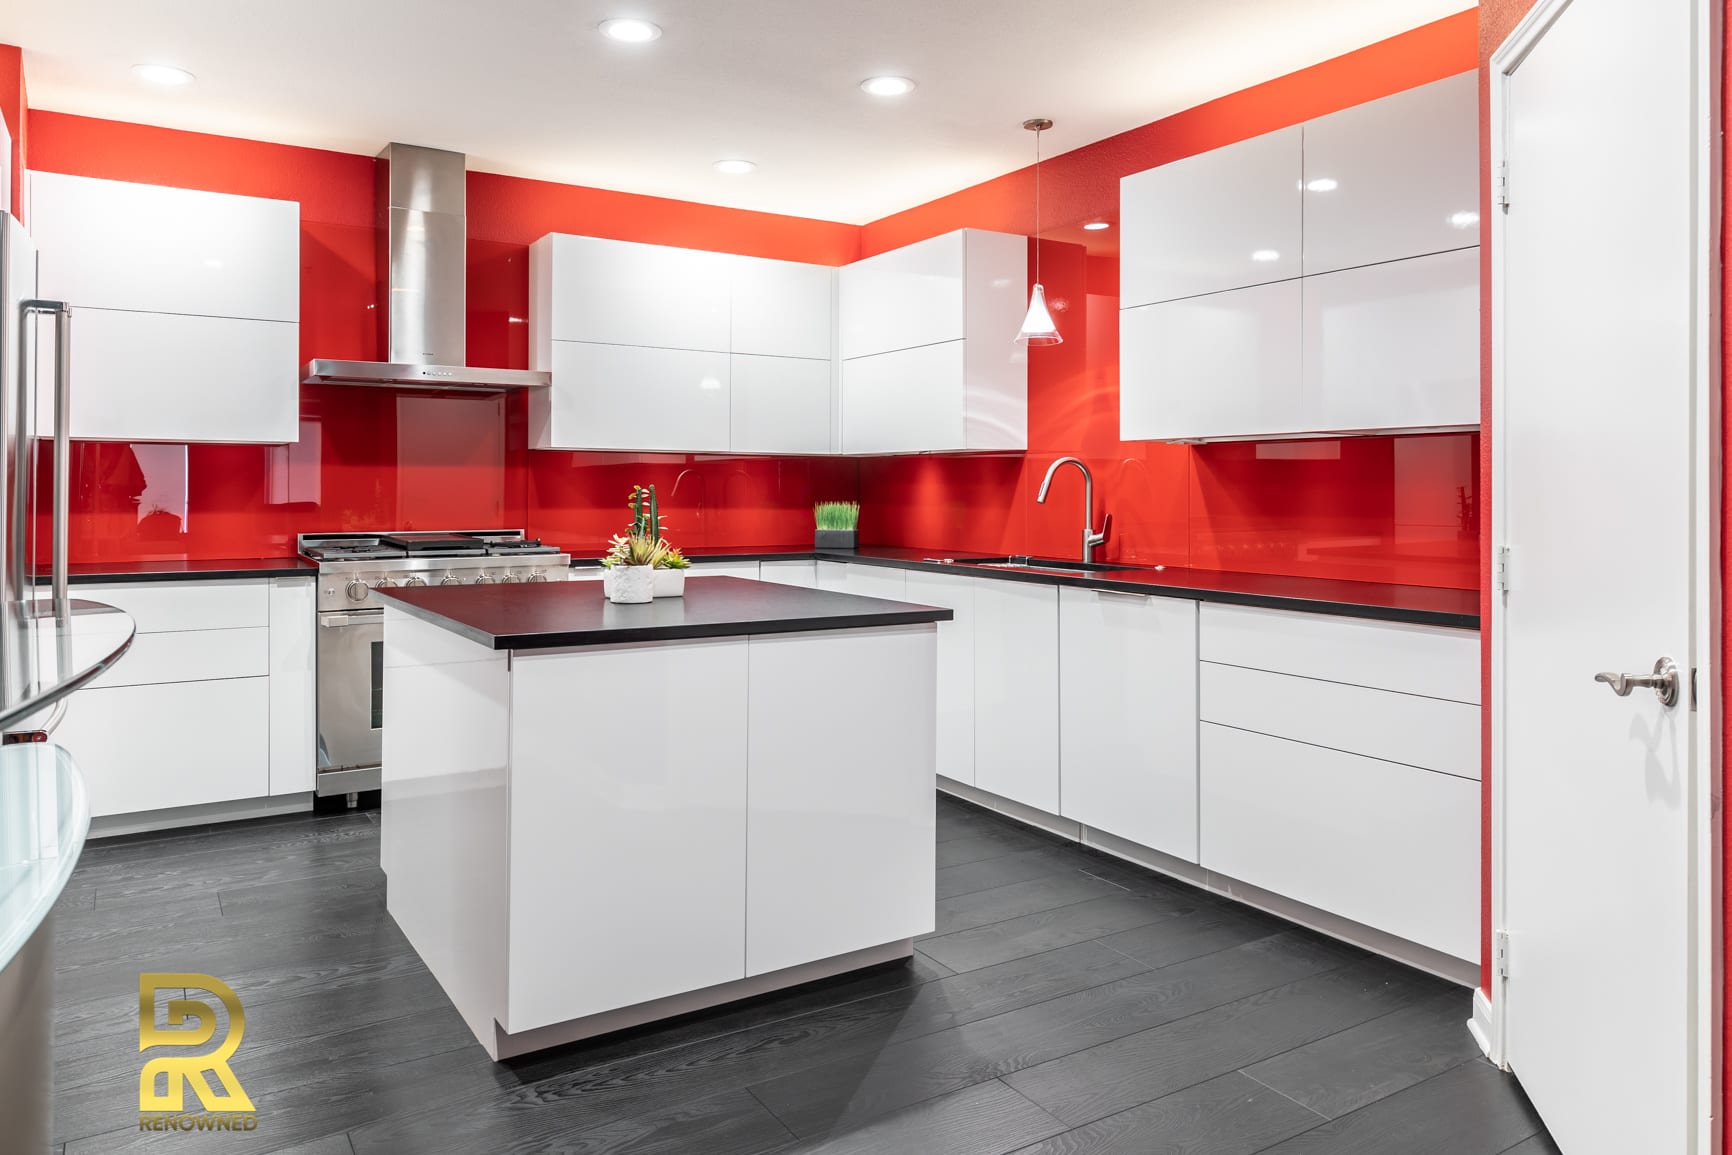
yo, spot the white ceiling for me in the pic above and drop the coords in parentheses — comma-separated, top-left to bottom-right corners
(2, 0, 1475, 225)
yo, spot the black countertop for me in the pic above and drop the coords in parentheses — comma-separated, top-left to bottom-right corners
(578, 545, 1480, 630)
(376, 575, 954, 650)
(33, 558, 318, 584)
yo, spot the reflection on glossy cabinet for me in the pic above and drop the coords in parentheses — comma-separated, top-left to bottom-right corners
(731, 355, 833, 454)
(906, 570, 976, 787)
(1301, 248, 1479, 433)
(530, 341, 731, 452)
(1059, 589, 1199, 861)
(1120, 127, 1302, 308)
(1120, 282, 1303, 441)
(973, 579, 1058, 813)
(1302, 72, 1479, 275)
(536, 234, 731, 352)
(842, 342, 967, 454)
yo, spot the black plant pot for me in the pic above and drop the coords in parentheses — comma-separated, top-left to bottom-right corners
(814, 529, 858, 551)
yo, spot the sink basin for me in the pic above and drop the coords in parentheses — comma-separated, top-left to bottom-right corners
(950, 555, 1114, 575)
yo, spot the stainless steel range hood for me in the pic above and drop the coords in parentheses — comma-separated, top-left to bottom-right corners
(303, 144, 550, 392)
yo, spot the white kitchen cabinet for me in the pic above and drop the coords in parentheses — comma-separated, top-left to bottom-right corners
(906, 570, 975, 786)
(1302, 72, 1479, 276)
(745, 627, 935, 975)
(687, 561, 761, 580)
(269, 577, 317, 796)
(1120, 127, 1302, 308)
(838, 229, 1028, 454)
(534, 233, 731, 352)
(530, 341, 731, 452)
(842, 342, 966, 454)
(815, 561, 851, 592)
(1200, 723, 1478, 961)
(973, 578, 1058, 813)
(731, 354, 833, 454)
(839, 564, 906, 602)
(1120, 282, 1303, 441)
(757, 560, 818, 588)
(731, 256, 834, 359)
(1059, 589, 1199, 861)
(1301, 247, 1479, 433)
(28, 170, 300, 444)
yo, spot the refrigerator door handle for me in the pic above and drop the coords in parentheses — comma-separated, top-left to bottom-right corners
(16, 299, 71, 621)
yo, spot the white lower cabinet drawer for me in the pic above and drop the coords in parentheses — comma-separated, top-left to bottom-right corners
(87, 627, 269, 689)
(1199, 662, 1479, 779)
(56, 677, 271, 818)
(687, 562, 761, 581)
(1199, 722, 1477, 961)
(757, 561, 818, 588)
(80, 579, 269, 634)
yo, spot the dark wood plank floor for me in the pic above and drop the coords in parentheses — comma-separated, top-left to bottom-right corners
(51, 794, 1557, 1154)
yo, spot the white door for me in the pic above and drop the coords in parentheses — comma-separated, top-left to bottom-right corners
(1495, 1, 1712, 1152)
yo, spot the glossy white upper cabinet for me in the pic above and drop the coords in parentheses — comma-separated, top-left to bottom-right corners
(1301, 247, 1479, 433)
(837, 229, 1028, 454)
(30, 171, 299, 322)
(1059, 589, 1199, 862)
(841, 342, 967, 454)
(536, 234, 731, 352)
(29, 170, 301, 443)
(1302, 73, 1479, 275)
(731, 255, 834, 360)
(731, 354, 832, 455)
(1120, 127, 1302, 308)
(1120, 282, 1303, 441)
(530, 342, 731, 452)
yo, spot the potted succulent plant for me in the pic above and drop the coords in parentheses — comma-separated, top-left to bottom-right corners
(601, 484, 692, 602)
(814, 501, 860, 551)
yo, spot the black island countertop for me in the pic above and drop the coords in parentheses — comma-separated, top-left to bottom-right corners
(375, 575, 954, 650)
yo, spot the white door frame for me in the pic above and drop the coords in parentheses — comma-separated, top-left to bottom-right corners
(1486, 1, 1722, 1151)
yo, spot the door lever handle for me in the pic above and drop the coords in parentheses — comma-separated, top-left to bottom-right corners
(1594, 657, 1680, 707)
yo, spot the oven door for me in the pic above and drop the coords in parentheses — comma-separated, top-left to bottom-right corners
(316, 607, 385, 793)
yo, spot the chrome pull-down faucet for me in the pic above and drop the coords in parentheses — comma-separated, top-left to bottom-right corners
(1036, 456, 1110, 565)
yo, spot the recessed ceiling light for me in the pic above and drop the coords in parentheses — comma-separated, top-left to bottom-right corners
(132, 63, 195, 86)
(860, 76, 916, 97)
(599, 18, 662, 43)
(1305, 177, 1339, 192)
(1082, 221, 1111, 231)
(1251, 249, 1281, 262)
(1449, 210, 1480, 229)
(714, 159, 756, 175)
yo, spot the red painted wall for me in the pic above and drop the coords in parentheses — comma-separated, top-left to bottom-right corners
(0, 45, 24, 219)
(853, 11, 1481, 589)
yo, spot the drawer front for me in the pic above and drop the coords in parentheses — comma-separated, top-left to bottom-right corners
(1199, 723, 1477, 960)
(1199, 603, 1477, 703)
(81, 580, 270, 633)
(88, 627, 269, 689)
(687, 562, 761, 580)
(757, 561, 818, 588)
(58, 677, 270, 818)
(1200, 662, 1479, 780)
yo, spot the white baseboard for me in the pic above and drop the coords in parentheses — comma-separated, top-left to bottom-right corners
(939, 783, 1479, 988)
(1469, 985, 1502, 1065)
(88, 793, 315, 839)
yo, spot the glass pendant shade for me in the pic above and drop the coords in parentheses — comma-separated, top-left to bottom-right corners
(1016, 283, 1063, 346)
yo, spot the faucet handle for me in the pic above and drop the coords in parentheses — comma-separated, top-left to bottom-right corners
(1086, 513, 1111, 549)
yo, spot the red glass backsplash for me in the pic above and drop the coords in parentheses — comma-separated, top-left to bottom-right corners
(20, 9, 1478, 589)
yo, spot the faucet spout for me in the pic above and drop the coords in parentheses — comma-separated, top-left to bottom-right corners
(1036, 457, 1108, 564)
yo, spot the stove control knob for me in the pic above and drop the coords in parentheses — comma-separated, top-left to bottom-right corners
(373, 577, 394, 589)
(502, 572, 522, 583)
(473, 573, 495, 585)
(440, 574, 461, 586)
(527, 570, 548, 583)
(345, 579, 369, 603)
(403, 576, 427, 587)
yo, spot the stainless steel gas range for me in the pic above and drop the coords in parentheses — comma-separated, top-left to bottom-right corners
(299, 530, 572, 800)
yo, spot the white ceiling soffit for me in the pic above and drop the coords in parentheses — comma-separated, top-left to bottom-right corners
(2, 0, 1476, 224)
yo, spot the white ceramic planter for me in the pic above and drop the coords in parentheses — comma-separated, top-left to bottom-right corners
(653, 568, 687, 598)
(603, 565, 655, 604)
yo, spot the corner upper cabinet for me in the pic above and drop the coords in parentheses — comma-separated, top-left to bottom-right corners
(28, 170, 301, 443)
(1120, 127, 1302, 309)
(838, 229, 1027, 454)
(529, 234, 834, 453)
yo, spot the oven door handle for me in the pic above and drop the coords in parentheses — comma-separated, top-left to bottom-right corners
(319, 610, 385, 628)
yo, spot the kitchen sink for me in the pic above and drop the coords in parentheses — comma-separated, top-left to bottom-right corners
(947, 555, 1117, 575)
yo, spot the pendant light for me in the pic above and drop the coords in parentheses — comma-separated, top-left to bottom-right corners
(1016, 117, 1062, 346)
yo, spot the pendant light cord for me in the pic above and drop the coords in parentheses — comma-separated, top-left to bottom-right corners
(1034, 127, 1042, 284)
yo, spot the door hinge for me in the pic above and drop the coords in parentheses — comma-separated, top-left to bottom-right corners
(1494, 546, 1511, 594)
(1493, 930, 1510, 980)
(1495, 160, 1510, 209)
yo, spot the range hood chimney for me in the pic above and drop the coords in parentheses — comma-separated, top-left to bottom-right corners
(303, 143, 550, 391)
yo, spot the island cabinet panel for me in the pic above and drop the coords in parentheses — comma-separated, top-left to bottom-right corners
(745, 626, 937, 976)
(974, 579, 1059, 813)
(505, 639, 750, 1032)
(905, 570, 976, 786)
(1058, 589, 1199, 861)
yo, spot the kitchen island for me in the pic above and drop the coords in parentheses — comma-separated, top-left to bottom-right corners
(374, 576, 951, 1059)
